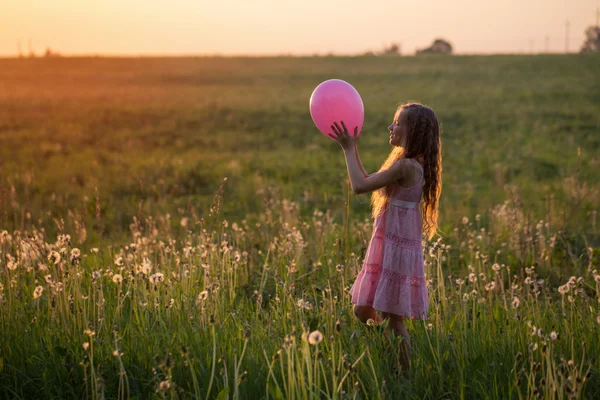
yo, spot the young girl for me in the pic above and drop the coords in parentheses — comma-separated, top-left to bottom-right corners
(328, 102, 442, 377)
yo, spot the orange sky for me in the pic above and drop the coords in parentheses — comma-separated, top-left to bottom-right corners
(1, 0, 598, 56)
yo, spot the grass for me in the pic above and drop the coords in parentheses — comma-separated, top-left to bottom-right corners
(0, 54, 599, 399)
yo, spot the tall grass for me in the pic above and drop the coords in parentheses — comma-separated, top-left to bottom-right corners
(0, 178, 598, 398)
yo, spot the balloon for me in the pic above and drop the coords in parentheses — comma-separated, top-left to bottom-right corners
(309, 79, 364, 140)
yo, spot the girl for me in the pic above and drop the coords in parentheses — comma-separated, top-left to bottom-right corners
(328, 102, 442, 377)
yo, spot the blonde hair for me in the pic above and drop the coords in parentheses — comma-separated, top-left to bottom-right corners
(370, 102, 443, 239)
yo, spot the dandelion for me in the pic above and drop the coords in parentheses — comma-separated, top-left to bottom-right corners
(112, 350, 123, 357)
(91, 248, 99, 253)
(114, 255, 124, 267)
(558, 285, 568, 295)
(468, 273, 477, 283)
(462, 217, 469, 225)
(7, 260, 17, 270)
(455, 279, 465, 285)
(492, 263, 501, 272)
(150, 272, 164, 284)
(512, 296, 520, 309)
(48, 251, 61, 265)
(71, 248, 81, 258)
(84, 329, 96, 337)
(180, 217, 189, 227)
(462, 293, 470, 302)
(485, 282, 496, 291)
(82, 342, 90, 351)
(141, 258, 152, 275)
(308, 330, 323, 345)
(297, 299, 313, 310)
(158, 380, 171, 391)
(92, 270, 102, 280)
(427, 323, 433, 331)
(529, 342, 538, 352)
(550, 331, 558, 341)
(112, 274, 123, 284)
(33, 285, 43, 299)
(197, 290, 208, 302)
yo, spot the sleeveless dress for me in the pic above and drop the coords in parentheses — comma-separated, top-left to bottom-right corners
(349, 158, 429, 320)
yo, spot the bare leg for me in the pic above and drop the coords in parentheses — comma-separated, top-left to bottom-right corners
(386, 314, 412, 377)
(353, 305, 383, 324)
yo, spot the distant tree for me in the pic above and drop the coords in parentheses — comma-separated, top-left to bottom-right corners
(580, 26, 600, 52)
(416, 38, 453, 55)
(381, 42, 401, 55)
(44, 48, 61, 58)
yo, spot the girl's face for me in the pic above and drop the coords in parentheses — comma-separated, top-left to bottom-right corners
(388, 109, 407, 147)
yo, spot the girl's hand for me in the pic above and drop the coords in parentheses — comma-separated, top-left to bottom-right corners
(329, 121, 359, 150)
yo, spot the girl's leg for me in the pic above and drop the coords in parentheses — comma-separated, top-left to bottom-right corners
(353, 305, 383, 324)
(386, 314, 412, 376)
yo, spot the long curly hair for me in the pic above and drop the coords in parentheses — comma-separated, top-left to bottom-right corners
(369, 102, 443, 240)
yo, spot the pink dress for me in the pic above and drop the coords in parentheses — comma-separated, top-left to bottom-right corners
(350, 158, 429, 320)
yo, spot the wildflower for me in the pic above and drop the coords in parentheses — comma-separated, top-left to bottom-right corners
(492, 263, 501, 272)
(114, 255, 124, 267)
(512, 296, 520, 309)
(529, 342, 538, 352)
(308, 330, 323, 345)
(180, 217, 189, 227)
(197, 290, 209, 302)
(558, 285, 568, 295)
(82, 342, 90, 351)
(297, 299, 312, 310)
(462, 293, 470, 302)
(366, 318, 375, 326)
(112, 274, 123, 284)
(158, 380, 171, 391)
(7, 260, 17, 270)
(84, 329, 95, 337)
(33, 285, 43, 299)
(112, 350, 124, 357)
(48, 251, 61, 265)
(92, 270, 102, 280)
(427, 323, 433, 331)
(455, 279, 465, 285)
(462, 217, 469, 225)
(150, 272, 164, 284)
(71, 248, 81, 258)
(91, 248, 99, 253)
(141, 258, 152, 274)
(550, 331, 558, 341)
(485, 282, 496, 291)
(468, 273, 477, 283)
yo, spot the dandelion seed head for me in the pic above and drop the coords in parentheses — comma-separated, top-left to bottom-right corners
(308, 330, 323, 345)
(33, 285, 43, 299)
(112, 274, 123, 284)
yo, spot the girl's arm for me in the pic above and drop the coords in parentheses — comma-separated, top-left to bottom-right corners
(344, 146, 410, 194)
(353, 145, 370, 178)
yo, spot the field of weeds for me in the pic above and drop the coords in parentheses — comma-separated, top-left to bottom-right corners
(0, 55, 599, 399)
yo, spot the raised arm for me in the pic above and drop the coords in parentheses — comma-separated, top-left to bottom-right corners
(353, 145, 370, 178)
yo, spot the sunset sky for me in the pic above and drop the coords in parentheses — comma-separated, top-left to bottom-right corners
(1, 0, 598, 56)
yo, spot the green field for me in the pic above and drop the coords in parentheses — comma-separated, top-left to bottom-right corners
(0, 55, 599, 399)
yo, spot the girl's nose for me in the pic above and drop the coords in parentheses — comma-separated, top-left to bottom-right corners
(388, 124, 393, 131)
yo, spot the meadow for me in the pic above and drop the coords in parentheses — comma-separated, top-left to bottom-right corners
(0, 54, 599, 399)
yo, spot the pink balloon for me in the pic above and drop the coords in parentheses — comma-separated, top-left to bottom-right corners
(309, 79, 364, 140)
